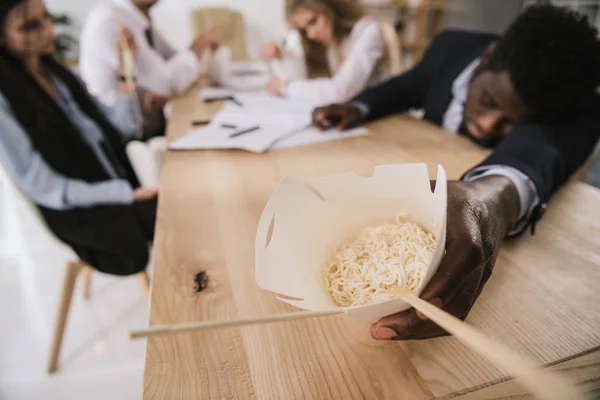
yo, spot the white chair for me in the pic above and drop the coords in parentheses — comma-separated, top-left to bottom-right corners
(190, 7, 248, 61)
(0, 161, 149, 374)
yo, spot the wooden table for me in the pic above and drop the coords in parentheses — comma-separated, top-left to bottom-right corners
(143, 89, 600, 399)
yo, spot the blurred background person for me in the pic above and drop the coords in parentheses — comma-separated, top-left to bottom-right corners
(260, 0, 393, 105)
(79, 0, 220, 140)
(0, 0, 157, 276)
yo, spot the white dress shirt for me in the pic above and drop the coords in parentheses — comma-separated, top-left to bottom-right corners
(282, 18, 392, 106)
(442, 58, 480, 132)
(80, 0, 205, 107)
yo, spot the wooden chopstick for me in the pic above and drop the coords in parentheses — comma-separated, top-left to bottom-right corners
(129, 309, 347, 340)
(129, 284, 584, 398)
(391, 287, 585, 400)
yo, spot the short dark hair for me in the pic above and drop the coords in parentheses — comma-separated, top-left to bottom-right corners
(488, 5, 600, 121)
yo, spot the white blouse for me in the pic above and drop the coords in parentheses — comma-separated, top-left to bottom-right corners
(283, 18, 391, 106)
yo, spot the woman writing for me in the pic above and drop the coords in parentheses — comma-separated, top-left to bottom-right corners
(0, 0, 155, 276)
(261, 0, 394, 105)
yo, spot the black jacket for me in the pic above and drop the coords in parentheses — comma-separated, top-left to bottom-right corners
(353, 30, 600, 206)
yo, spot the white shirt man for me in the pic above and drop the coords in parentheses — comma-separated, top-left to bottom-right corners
(80, 0, 217, 138)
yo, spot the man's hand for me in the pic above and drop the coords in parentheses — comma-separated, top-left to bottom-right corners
(371, 176, 520, 340)
(260, 42, 283, 61)
(312, 104, 363, 131)
(190, 27, 221, 58)
(143, 91, 169, 111)
(133, 188, 158, 202)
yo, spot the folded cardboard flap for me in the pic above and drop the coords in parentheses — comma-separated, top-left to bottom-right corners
(255, 164, 447, 323)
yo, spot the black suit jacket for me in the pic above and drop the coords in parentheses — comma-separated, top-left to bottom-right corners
(353, 30, 600, 208)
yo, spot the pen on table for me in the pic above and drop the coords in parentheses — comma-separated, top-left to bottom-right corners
(230, 125, 261, 139)
(204, 96, 244, 107)
(229, 97, 244, 107)
(191, 120, 211, 126)
(221, 123, 237, 129)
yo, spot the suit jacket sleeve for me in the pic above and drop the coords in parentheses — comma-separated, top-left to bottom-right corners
(350, 30, 452, 121)
(469, 106, 600, 203)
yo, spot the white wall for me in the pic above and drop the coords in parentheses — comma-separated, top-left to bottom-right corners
(45, 0, 288, 59)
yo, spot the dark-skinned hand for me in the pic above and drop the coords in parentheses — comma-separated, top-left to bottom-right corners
(312, 103, 363, 131)
(371, 176, 520, 340)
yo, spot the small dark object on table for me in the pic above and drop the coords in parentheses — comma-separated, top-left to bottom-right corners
(194, 271, 209, 292)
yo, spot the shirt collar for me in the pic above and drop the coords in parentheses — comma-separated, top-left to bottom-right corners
(452, 58, 480, 104)
(112, 0, 150, 30)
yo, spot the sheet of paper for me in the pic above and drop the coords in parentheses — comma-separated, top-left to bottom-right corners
(199, 87, 234, 101)
(226, 91, 318, 114)
(169, 111, 312, 153)
(172, 93, 367, 153)
(273, 126, 369, 150)
(225, 74, 270, 91)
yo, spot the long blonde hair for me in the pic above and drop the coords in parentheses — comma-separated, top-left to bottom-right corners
(286, 0, 365, 78)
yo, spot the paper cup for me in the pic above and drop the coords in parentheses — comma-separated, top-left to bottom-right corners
(255, 164, 447, 323)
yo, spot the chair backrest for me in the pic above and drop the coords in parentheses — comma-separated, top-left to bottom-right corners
(379, 20, 404, 76)
(190, 7, 248, 62)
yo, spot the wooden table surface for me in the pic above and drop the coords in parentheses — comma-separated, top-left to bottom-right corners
(143, 88, 600, 399)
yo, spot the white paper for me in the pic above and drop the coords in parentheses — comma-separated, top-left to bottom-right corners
(255, 164, 448, 323)
(177, 92, 366, 152)
(231, 92, 317, 114)
(273, 126, 368, 150)
(206, 49, 270, 90)
(200, 87, 234, 101)
(169, 117, 368, 153)
(169, 111, 312, 153)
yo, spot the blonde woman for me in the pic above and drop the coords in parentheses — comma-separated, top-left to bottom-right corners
(261, 0, 392, 105)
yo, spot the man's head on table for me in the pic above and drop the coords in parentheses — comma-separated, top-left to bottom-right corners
(463, 5, 600, 141)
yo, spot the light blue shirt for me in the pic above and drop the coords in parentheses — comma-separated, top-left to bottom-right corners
(0, 73, 139, 210)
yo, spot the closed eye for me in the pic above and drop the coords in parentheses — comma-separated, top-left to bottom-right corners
(481, 91, 497, 108)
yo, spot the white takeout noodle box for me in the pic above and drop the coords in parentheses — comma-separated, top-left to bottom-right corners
(255, 164, 447, 323)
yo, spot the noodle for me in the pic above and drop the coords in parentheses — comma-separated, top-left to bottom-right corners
(324, 214, 436, 307)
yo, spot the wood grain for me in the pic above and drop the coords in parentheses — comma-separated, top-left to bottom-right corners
(143, 86, 600, 399)
(404, 183, 600, 397)
(441, 348, 600, 399)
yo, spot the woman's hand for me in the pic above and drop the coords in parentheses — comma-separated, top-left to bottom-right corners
(260, 42, 283, 61)
(370, 176, 520, 340)
(266, 77, 284, 96)
(190, 27, 221, 58)
(134, 188, 158, 202)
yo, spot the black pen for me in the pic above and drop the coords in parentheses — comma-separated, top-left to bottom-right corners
(230, 125, 260, 139)
(204, 96, 244, 107)
(204, 96, 230, 103)
(229, 97, 244, 107)
(192, 120, 211, 126)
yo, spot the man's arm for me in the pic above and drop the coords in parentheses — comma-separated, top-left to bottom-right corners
(371, 108, 600, 340)
(312, 31, 453, 129)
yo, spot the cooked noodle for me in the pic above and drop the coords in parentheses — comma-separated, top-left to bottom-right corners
(324, 214, 436, 307)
